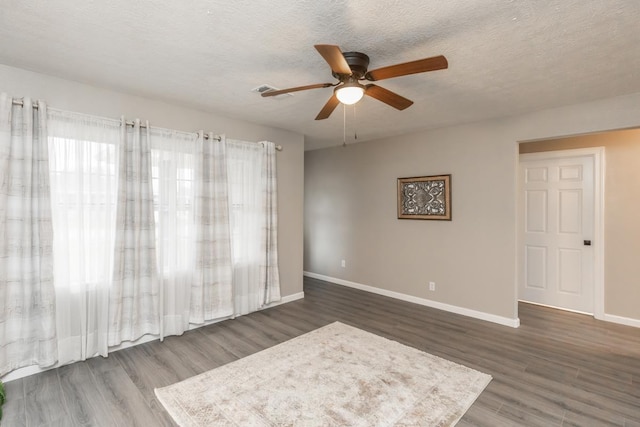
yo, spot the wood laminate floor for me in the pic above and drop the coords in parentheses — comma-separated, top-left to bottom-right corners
(3, 277, 640, 426)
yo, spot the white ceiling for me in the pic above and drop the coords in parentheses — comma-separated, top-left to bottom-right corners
(1, 0, 639, 150)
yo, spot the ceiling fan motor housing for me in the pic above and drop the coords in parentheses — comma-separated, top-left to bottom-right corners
(333, 52, 370, 79)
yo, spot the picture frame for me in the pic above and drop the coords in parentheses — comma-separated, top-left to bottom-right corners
(397, 174, 451, 220)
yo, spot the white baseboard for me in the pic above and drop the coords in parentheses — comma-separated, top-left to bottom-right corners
(2, 291, 305, 383)
(303, 271, 520, 328)
(266, 291, 305, 307)
(519, 299, 640, 329)
(601, 313, 640, 329)
(518, 299, 593, 315)
(2, 364, 49, 383)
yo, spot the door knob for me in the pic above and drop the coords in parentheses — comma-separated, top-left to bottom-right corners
(584, 240, 591, 246)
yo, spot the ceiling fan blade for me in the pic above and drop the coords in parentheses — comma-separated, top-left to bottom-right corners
(315, 94, 340, 120)
(364, 84, 413, 110)
(314, 44, 352, 75)
(365, 55, 448, 81)
(261, 83, 334, 97)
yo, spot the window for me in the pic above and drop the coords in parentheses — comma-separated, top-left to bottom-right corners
(150, 134, 197, 278)
(47, 114, 120, 293)
(226, 140, 263, 265)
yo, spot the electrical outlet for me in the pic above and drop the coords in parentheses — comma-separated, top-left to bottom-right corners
(341, 259, 346, 268)
(429, 281, 436, 291)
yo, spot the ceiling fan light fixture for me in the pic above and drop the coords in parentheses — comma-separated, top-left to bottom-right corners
(335, 82, 365, 105)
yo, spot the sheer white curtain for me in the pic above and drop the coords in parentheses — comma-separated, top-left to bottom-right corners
(1, 95, 283, 374)
(226, 139, 280, 315)
(47, 109, 119, 363)
(108, 119, 160, 346)
(190, 133, 233, 323)
(150, 128, 197, 337)
(0, 94, 57, 375)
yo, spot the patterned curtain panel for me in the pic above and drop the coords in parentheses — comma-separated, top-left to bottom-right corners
(190, 132, 233, 323)
(260, 141, 281, 305)
(0, 93, 57, 375)
(108, 118, 160, 346)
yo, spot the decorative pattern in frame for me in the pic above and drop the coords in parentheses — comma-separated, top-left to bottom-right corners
(397, 175, 451, 220)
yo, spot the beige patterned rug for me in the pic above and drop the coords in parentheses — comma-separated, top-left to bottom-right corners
(155, 322, 491, 426)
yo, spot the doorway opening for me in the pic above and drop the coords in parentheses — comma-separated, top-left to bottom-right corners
(518, 148, 603, 317)
(517, 128, 640, 322)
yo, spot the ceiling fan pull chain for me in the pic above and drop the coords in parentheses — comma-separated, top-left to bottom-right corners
(343, 103, 347, 147)
(354, 104, 358, 140)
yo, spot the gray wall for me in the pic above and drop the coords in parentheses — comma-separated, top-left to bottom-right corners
(305, 92, 640, 323)
(0, 63, 304, 298)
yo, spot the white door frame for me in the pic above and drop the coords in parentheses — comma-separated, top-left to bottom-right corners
(517, 147, 605, 320)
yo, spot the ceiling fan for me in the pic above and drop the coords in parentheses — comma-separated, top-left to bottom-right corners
(262, 44, 448, 120)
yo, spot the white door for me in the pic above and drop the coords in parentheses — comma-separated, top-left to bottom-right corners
(518, 151, 596, 313)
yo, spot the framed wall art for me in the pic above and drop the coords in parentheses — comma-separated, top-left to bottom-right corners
(397, 174, 451, 220)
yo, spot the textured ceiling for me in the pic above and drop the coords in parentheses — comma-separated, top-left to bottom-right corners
(1, 0, 639, 150)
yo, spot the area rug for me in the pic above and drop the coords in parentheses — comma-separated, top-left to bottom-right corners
(155, 322, 491, 426)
